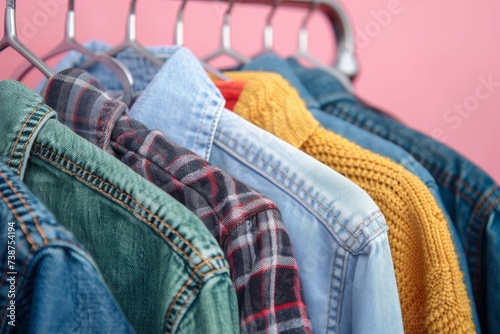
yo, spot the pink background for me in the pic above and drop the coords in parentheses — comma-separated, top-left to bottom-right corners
(1, 0, 499, 183)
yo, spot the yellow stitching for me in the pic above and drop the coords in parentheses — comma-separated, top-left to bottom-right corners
(166, 267, 227, 332)
(164, 257, 225, 325)
(32, 149, 231, 323)
(16, 109, 53, 177)
(0, 169, 49, 246)
(8, 103, 44, 167)
(168, 281, 203, 332)
(30, 146, 232, 332)
(32, 146, 228, 273)
(33, 143, 215, 271)
(0, 190, 37, 250)
(32, 150, 198, 268)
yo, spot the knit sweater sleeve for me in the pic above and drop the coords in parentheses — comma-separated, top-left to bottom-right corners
(303, 128, 475, 334)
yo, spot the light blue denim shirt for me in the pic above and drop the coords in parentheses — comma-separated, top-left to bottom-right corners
(240, 53, 481, 332)
(52, 41, 404, 334)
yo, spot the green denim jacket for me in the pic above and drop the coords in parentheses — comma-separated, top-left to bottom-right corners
(0, 80, 239, 334)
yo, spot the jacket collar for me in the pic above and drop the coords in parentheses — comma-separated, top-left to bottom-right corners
(42, 68, 128, 151)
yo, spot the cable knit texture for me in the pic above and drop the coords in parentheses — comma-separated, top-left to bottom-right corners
(218, 72, 475, 334)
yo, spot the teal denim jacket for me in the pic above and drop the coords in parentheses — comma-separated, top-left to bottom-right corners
(0, 161, 135, 333)
(0, 80, 239, 334)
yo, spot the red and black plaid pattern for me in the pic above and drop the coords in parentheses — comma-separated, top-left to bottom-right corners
(43, 69, 312, 334)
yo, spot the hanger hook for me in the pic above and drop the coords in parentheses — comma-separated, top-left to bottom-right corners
(1, 0, 55, 77)
(298, 0, 319, 54)
(264, 0, 280, 52)
(222, 0, 236, 50)
(66, 0, 75, 40)
(127, 0, 138, 41)
(175, 0, 188, 46)
(130, 0, 137, 14)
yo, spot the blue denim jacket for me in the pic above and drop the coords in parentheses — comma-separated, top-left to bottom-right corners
(240, 53, 480, 331)
(287, 59, 499, 333)
(54, 41, 404, 334)
(0, 161, 135, 333)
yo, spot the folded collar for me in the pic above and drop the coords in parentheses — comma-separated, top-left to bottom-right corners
(48, 41, 228, 160)
(128, 47, 226, 160)
(42, 68, 128, 150)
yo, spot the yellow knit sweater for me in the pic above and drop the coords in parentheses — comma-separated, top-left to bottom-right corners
(219, 72, 475, 334)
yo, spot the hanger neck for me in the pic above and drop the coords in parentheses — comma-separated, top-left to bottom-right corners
(1, 1, 55, 78)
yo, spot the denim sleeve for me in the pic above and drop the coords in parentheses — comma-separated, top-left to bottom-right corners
(0, 160, 135, 334)
(17, 245, 135, 334)
(340, 233, 404, 334)
(175, 273, 240, 333)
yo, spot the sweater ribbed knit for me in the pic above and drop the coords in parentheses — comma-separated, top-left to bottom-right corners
(217, 72, 475, 334)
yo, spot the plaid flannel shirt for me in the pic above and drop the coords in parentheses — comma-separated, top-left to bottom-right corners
(43, 68, 312, 334)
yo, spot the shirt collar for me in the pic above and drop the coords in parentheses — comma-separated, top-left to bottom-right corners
(42, 68, 128, 151)
(50, 41, 226, 160)
(128, 47, 225, 160)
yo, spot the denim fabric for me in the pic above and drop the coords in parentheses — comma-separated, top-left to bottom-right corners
(0, 161, 134, 333)
(42, 68, 312, 334)
(55, 41, 405, 334)
(0, 80, 239, 334)
(288, 59, 499, 333)
(240, 53, 480, 331)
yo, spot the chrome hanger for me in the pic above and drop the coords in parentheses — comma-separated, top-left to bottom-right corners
(203, 0, 250, 65)
(1, 0, 54, 78)
(293, 0, 353, 91)
(175, 0, 188, 47)
(12, 0, 134, 105)
(175, 0, 230, 81)
(263, 0, 279, 52)
(318, 0, 358, 79)
(83, 0, 164, 69)
(183, 0, 359, 80)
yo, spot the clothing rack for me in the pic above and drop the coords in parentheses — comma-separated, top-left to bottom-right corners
(1, 0, 358, 80)
(179, 0, 359, 79)
(0, 0, 55, 77)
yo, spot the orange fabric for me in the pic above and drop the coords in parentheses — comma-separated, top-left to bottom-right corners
(214, 81, 245, 111)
